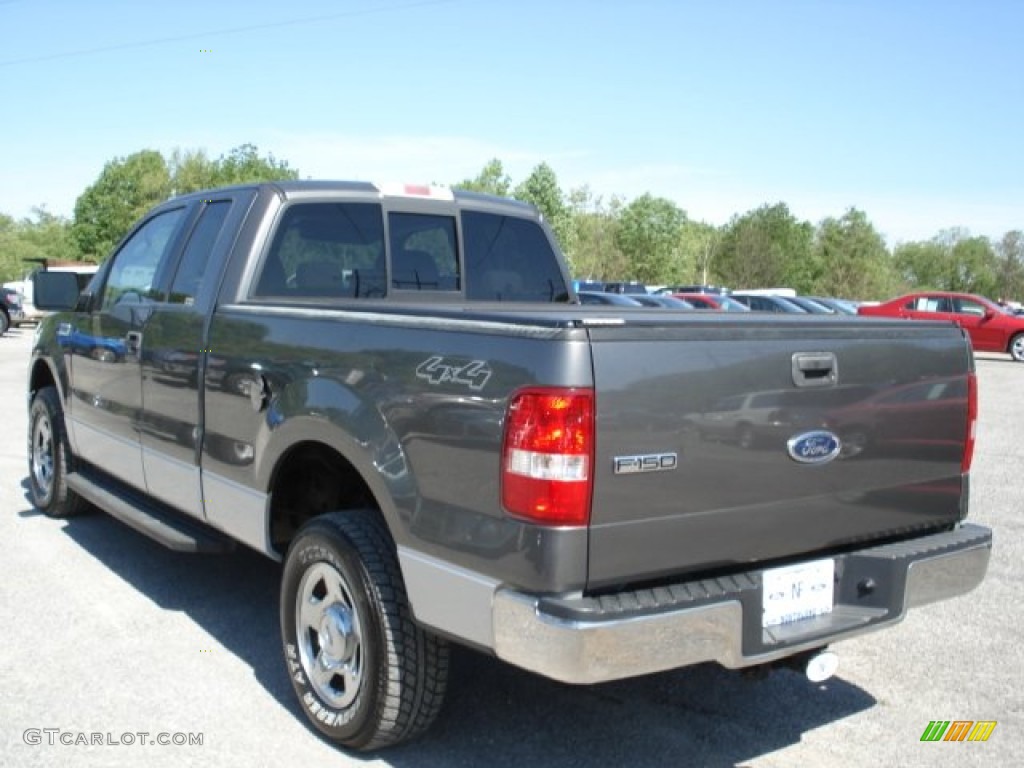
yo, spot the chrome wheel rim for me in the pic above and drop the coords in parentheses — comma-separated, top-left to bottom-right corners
(296, 561, 364, 709)
(1011, 336, 1024, 361)
(31, 411, 55, 498)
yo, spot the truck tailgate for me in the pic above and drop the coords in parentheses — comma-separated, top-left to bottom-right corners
(586, 316, 971, 591)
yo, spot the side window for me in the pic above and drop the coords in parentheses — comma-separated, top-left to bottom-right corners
(388, 212, 460, 291)
(955, 298, 985, 316)
(913, 296, 946, 312)
(168, 201, 231, 305)
(463, 211, 568, 302)
(254, 203, 386, 299)
(102, 208, 186, 309)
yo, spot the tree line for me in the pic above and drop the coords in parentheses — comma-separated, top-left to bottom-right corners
(3, 150, 1022, 302)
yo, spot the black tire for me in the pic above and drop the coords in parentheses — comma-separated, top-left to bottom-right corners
(28, 387, 88, 518)
(0, 310, 9, 335)
(280, 511, 449, 751)
(1009, 332, 1024, 362)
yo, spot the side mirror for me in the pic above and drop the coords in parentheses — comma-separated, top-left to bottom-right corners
(984, 307, 996, 320)
(32, 272, 81, 311)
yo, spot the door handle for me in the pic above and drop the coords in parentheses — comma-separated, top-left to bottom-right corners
(792, 351, 837, 387)
(125, 331, 143, 356)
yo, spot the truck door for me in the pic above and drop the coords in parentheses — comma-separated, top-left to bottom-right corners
(66, 206, 190, 491)
(139, 197, 242, 518)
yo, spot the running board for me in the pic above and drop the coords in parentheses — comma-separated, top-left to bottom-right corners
(66, 472, 235, 554)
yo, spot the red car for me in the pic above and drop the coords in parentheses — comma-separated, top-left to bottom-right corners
(858, 291, 1024, 361)
(673, 293, 751, 311)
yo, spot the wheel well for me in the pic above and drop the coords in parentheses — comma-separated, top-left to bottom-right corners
(29, 360, 56, 398)
(268, 441, 382, 555)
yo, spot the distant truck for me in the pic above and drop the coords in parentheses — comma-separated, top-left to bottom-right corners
(28, 181, 991, 752)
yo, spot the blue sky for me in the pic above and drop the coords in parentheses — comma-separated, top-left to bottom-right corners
(2, 0, 1022, 243)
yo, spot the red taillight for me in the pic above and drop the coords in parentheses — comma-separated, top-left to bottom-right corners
(962, 371, 977, 473)
(501, 388, 594, 526)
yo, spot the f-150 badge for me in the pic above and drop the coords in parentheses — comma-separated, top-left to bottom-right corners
(613, 453, 679, 474)
(415, 356, 492, 391)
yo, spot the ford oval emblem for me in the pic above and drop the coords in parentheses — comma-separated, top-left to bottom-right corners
(786, 431, 842, 465)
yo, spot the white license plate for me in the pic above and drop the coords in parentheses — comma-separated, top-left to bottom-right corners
(762, 559, 835, 628)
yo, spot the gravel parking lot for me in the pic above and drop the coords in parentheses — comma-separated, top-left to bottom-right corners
(0, 326, 1018, 767)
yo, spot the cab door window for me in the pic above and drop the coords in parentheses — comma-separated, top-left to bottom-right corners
(102, 208, 187, 309)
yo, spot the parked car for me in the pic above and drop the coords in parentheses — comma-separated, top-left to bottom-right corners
(1, 287, 26, 334)
(689, 385, 874, 449)
(825, 376, 968, 460)
(858, 291, 1024, 362)
(673, 293, 751, 311)
(573, 279, 605, 292)
(629, 294, 694, 308)
(804, 296, 859, 315)
(657, 284, 730, 295)
(731, 294, 809, 313)
(576, 291, 645, 306)
(786, 296, 836, 314)
(604, 281, 648, 294)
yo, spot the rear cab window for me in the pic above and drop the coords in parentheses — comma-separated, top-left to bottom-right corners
(249, 192, 570, 304)
(462, 210, 569, 302)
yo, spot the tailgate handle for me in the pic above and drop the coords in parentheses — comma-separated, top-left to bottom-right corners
(792, 352, 837, 387)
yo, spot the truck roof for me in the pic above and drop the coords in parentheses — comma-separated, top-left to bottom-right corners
(169, 180, 538, 217)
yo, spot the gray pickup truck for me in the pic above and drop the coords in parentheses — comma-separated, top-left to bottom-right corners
(28, 181, 991, 751)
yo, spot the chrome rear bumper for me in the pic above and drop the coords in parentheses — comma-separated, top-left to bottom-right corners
(493, 524, 991, 684)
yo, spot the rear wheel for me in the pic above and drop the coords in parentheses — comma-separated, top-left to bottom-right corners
(1009, 333, 1024, 362)
(28, 387, 88, 518)
(280, 511, 449, 751)
(0, 310, 9, 335)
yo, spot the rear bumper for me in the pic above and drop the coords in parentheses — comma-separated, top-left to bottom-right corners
(492, 523, 991, 684)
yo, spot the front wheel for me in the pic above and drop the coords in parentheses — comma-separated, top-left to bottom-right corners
(280, 511, 449, 751)
(0, 310, 9, 335)
(1009, 333, 1024, 362)
(28, 387, 88, 517)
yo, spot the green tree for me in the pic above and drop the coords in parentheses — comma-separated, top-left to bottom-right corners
(993, 230, 1024, 302)
(892, 240, 947, 289)
(613, 194, 687, 284)
(211, 143, 298, 187)
(167, 148, 220, 195)
(814, 208, 895, 299)
(566, 185, 625, 279)
(72, 150, 171, 260)
(455, 158, 512, 197)
(715, 203, 815, 290)
(514, 163, 574, 256)
(680, 219, 720, 287)
(0, 208, 84, 281)
(169, 144, 297, 194)
(946, 231, 996, 295)
(894, 229, 997, 295)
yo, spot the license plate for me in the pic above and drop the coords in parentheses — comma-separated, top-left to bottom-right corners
(762, 559, 835, 628)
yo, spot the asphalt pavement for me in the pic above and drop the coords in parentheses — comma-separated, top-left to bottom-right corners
(0, 326, 1018, 767)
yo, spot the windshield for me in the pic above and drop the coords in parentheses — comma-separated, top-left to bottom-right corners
(718, 296, 751, 312)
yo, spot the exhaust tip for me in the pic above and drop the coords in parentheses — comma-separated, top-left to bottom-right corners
(805, 650, 839, 682)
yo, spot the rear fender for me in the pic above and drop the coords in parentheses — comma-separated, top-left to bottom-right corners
(254, 375, 410, 544)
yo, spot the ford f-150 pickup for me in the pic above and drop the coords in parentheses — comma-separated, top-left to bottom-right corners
(28, 181, 992, 751)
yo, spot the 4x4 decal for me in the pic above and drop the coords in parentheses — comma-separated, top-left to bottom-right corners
(415, 356, 492, 391)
